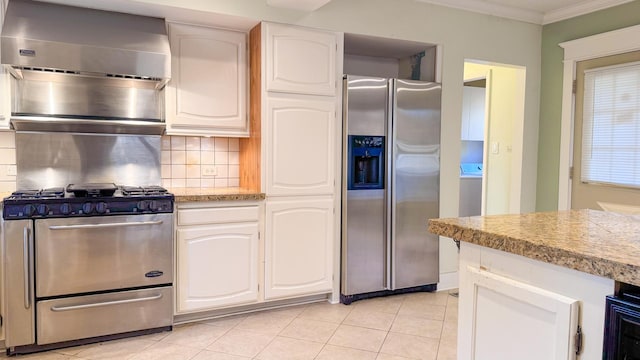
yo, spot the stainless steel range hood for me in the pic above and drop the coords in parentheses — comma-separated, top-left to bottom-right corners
(1, 0, 171, 135)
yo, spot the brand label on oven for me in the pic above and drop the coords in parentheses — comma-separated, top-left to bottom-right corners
(145, 270, 164, 278)
(19, 49, 36, 57)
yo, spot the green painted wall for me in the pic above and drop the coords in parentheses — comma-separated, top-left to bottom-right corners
(536, 1, 640, 211)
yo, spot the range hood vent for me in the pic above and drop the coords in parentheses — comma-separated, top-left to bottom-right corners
(13, 66, 163, 81)
(1, 0, 171, 135)
(1, 0, 171, 80)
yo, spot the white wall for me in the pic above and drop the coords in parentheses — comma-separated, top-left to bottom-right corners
(344, 54, 399, 78)
(48, 0, 542, 281)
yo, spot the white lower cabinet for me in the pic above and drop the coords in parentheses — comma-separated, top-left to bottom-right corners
(175, 204, 260, 313)
(459, 242, 614, 360)
(264, 198, 334, 300)
(464, 267, 579, 360)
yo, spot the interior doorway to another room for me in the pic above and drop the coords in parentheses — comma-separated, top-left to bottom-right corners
(459, 76, 485, 217)
(461, 60, 527, 216)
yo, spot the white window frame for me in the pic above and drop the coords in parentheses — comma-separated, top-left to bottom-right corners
(558, 24, 640, 210)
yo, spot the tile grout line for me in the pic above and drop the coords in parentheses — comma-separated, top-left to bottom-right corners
(311, 301, 355, 360)
(376, 294, 408, 358)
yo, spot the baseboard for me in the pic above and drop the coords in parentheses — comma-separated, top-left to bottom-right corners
(438, 271, 459, 291)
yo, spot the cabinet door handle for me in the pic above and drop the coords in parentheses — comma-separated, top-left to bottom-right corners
(23, 227, 31, 309)
(50, 294, 163, 312)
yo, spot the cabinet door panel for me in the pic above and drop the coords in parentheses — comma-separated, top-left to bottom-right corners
(266, 97, 335, 196)
(264, 198, 334, 300)
(176, 223, 258, 313)
(265, 23, 337, 96)
(462, 266, 579, 360)
(167, 23, 248, 137)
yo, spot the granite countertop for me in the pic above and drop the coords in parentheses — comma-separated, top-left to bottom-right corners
(169, 187, 265, 202)
(428, 209, 640, 286)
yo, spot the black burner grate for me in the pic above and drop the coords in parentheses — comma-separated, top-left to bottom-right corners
(9, 187, 65, 199)
(121, 186, 168, 196)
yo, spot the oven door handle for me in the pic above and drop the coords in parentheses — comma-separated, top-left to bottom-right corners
(48, 220, 164, 230)
(50, 293, 164, 312)
(23, 227, 32, 309)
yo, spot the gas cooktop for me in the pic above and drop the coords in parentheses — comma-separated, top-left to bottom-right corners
(2, 183, 174, 220)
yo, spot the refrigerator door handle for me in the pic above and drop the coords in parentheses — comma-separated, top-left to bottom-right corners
(385, 78, 395, 291)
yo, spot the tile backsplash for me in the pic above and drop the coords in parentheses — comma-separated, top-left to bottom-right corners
(0, 130, 17, 193)
(0, 131, 239, 193)
(161, 135, 240, 189)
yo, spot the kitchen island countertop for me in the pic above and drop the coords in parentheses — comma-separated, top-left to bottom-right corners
(169, 187, 265, 202)
(428, 209, 640, 286)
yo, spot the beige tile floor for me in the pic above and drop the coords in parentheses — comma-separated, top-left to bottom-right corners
(2, 290, 458, 360)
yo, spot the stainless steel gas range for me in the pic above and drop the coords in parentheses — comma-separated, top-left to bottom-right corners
(2, 183, 174, 355)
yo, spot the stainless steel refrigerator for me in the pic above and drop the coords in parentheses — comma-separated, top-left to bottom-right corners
(341, 75, 441, 304)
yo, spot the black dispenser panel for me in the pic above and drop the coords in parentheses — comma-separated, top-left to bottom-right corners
(348, 135, 385, 190)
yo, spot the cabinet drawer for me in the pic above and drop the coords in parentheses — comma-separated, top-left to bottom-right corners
(177, 206, 259, 226)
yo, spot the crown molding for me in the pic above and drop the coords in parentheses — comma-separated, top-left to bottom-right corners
(266, 0, 332, 12)
(414, 0, 543, 24)
(415, 0, 634, 25)
(542, 0, 635, 25)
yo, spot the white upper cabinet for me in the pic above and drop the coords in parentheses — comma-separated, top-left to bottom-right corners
(264, 198, 334, 300)
(265, 96, 336, 196)
(264, 23, 337, 96)
(166, 23, 248, 137)
(461, 86, 485, 141)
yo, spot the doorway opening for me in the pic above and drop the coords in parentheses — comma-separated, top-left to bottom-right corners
(461, 60, 527, 216)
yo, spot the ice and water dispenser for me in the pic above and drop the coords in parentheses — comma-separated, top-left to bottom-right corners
(347, 135, 385, 190)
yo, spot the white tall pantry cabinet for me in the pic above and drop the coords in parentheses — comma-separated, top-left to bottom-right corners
(249, 22, 343, 301)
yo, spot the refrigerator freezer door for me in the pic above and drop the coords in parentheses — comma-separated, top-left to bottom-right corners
(341, 76, 389, 296)
(391, 79, 441, 290)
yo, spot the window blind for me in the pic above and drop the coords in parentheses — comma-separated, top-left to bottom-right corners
(581, 61, 640, 188)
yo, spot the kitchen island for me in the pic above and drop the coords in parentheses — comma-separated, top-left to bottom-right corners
(429, 210, 640, 360)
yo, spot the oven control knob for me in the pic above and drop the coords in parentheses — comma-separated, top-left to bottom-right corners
(137, 200, 149, 211)
(23, 204, 36, 217)
(60, 203, 72, 215)
(82, 202, 94, 214)
(95, 202, 108, 214)
(37, 204, 49, 216)
(148, 200, 159, 211)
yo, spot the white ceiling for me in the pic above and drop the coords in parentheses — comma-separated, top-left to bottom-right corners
(267, 0, 635, 25)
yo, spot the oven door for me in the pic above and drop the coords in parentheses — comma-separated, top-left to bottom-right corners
(35, 213, 173, 297)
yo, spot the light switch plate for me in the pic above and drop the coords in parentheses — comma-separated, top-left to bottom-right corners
(491, 141, 499, 154)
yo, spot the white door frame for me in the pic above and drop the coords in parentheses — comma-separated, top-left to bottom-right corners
(557, 24, 640, 210)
